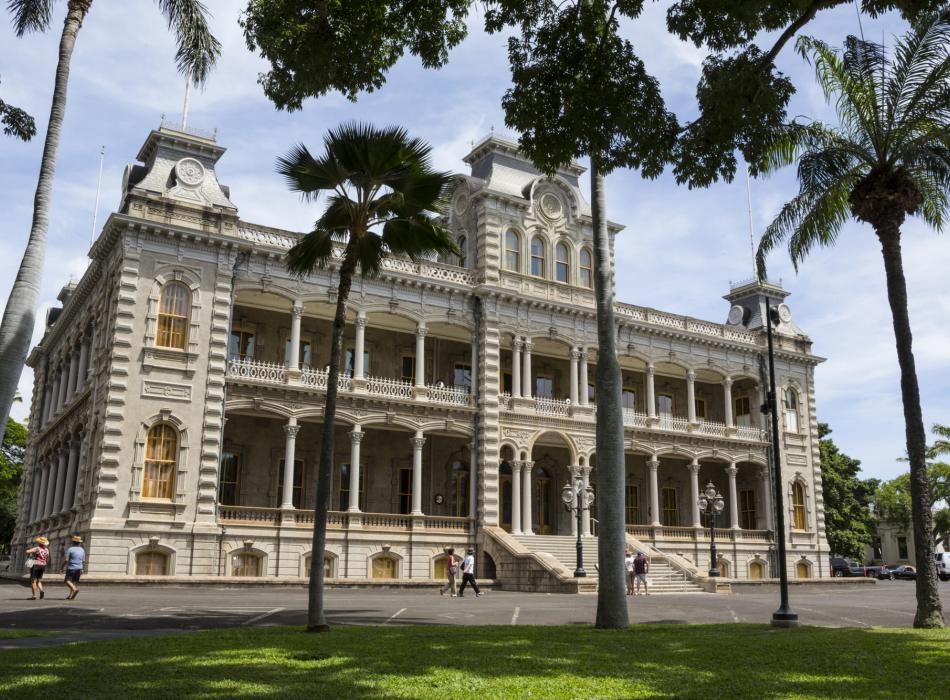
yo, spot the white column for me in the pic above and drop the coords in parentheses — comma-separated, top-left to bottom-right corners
(522, 460, 534, 535)
(686, 370, 697, 424)
(410, 432, 425, 515)
(354, 313, 367, 379)
(646, 364, 656, 419)
(66, 349, 80, 401)
(29, 464, 43, 522)
(522, 340, 533, 399)
(648, 457, 661, 526)
(468, 441, 477, 519)
(62, 438, 80, 512)
(72, 435, 88, 508)
(56, 367, 67, 413)
(76, 337, 90, 393)
(569, 348, 580, 404)
(51, 447, 67, 515)
(579, 350, 589, 406)
(688, 459, 701, 528)
(288, 301, 303, 370)
(348, 428, 364, 512)
(723, 377, 734, 429)
(727, 463, 740, 529)
(36, 462, 50, 521)
(87, 322, 97, 379)
(581, 467, 592, 536)
(511, 339, 522, 398)
(469, 334, 478, 398)
(759, 468, 773, 531)
(414, 325, 427, 388)
(42, 386, 53, 425)
(280, 419, 300, 508)
(510, 461, 523, 535)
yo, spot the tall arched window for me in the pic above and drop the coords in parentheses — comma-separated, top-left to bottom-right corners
(143, 424, 178, 499)
(156, 282, 190, 349)
(505, 230, 521, 271)
(579, 248, 593, 288)
(457, 235, 467, 268)
(530, 236, 546, 277)
(791, 482, 807, 530)
(555, 242, 570, 283)
(451, 461, 469, 516)
(783, 388, 799, 433)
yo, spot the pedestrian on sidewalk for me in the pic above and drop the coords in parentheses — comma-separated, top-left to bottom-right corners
(63, 535, 85, 600)
(458, 548, 482, 597)
(440, 547, 459, 597)
(25, 536, 50, 600)
(625, 548, 636, 595)
(634, 550, 650, 595)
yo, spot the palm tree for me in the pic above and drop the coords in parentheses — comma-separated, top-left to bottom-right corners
(0, 0, 221, 443)
(756, 15, 950, 628)
(927, 423, 950, 461)
(278, 123, 459, 631)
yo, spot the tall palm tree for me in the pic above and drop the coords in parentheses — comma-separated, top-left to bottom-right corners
(278, 123, 459, 631)
(0, 0, 221, 443)
(756, 15, 950, 628)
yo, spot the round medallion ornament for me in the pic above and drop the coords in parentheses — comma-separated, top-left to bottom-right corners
(175, 158, 206, 187)
(538, 192, 564, 220)
(454, 193, 470, 216)
(727, 305, 745, 326)
(777, 303, 792, 323)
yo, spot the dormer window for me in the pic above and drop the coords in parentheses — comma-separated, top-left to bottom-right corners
(579, 248, 592, 288)
(555, 242, 570, 283)
(505, 230, 521, 272)
(530, 236, 545, 277)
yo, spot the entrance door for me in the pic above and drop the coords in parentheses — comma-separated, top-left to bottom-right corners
(533, 467, 552, 534)
(500, 474, 512, 531)
(372, 556, 397, 579)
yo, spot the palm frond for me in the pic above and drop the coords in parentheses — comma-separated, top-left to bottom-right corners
(886, 12, 950, 140)
(285, 228, 341, 278)
(155, 0, 221, 85)
(382, 217, 459, 261)
(8, 0, 53, 35)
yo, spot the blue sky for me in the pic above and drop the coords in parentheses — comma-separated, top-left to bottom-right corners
(1, 1, 947, 482)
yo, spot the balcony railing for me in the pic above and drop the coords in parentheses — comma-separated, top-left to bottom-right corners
(226, 359, 286, 385)
(219, 506, 471, 532)
(300, 367, 352, 392)
(535, 396, 571, 417)
(622, 408, 649, 428)
(427, 383, 473, 407)
(365, 375, 413, 399)
(626, 524, 772, 543)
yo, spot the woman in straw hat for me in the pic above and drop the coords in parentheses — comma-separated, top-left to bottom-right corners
(63, 535, 86, 600)
(24, 536, 50, 600)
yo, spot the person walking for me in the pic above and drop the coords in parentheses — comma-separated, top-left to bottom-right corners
(625, 548, 636, 595)
(439, 547, 459, 597)
(25, 536, 50, 600)
(634, 550, 650, 595)
(458, 548, 482, 598)
(63, 535, 85, 600)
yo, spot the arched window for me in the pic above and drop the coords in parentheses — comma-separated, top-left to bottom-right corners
(231, 551, 262, 577)
(304, 554, 335, 578)
(555, 242, 570, 283)
(135, 550, 169, 576)
(749, 560, 765, 580)
(791, 482, 807, 530)
(579, 248, 593, 288)
(457, 235, 467, 268)
(796, 561, 811, 579)
(156, 282, 190, 349)
(783, 388, 799, 433)
(371, 554, 398, 579)
(451, 461, 469, 516)
(505, 230, 521, 271)
(143, 424, 178, 499)
(530, 236, 546, 277)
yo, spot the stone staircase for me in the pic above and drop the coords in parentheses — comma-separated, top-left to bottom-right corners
(512, 535, 705, 593)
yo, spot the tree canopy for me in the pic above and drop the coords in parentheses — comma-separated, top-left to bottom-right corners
(0, 77, 35, 141)
(818, 423, 878, 559)
(0, 418, 27, 554)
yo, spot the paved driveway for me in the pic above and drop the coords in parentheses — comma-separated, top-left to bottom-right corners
(1, 579, 948, 648)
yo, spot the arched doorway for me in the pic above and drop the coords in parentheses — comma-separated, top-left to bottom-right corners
(530, 432, 575, 536)
(532, 463, 554, 535)
(499, 460, 513, 532)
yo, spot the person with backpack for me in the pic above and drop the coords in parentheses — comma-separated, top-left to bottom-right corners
(633, 551, 650, 595)
(24, 536, 50, 600)
(439, 547, 459, 597)
(458, 548, 482, 598)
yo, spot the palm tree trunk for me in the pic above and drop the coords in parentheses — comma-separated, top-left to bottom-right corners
(877, 225, 944, 629)
(590, 156, 628, 629)
(0, 1, 90, 444)
(307, 239, 358, 632)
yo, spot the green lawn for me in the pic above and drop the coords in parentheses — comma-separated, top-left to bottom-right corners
(0, 629, 49, 640)
(0, 624, 946, 698)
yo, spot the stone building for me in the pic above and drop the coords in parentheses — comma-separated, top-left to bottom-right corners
(11, 124, 830, 588)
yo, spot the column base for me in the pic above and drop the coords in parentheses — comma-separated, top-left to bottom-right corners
(350, 377, 368, 394)
(412, 387, 428, 401)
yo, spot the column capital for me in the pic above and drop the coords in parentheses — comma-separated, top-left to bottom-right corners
(355, 315, 367, 329)
(410, 435, 426, 450)
(723, 376, 733, 387)
(513, 337, 523, 351)
(291, 303, 304, 319)
(570, 348, 582, 361)
(522, 460, 534, 469)
(647, 457, 659, 471)
(511, 460, 524, 473)
(686, 369, 696, 381)
(522, 339, 533, 351)
(69, 436, 82, 450)
(646, 364, 655, 375)
(726, 464, 738, 477)
(59, 445, 70, 458)
(687, 461, 700, 474)
(349, 430, 365, 444)
(415, 324, 428, 338)
(284, 424, 301, 438)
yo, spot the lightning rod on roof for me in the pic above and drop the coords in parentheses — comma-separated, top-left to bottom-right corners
(745, 163, 757, 280)
(90, 145, 105, 248)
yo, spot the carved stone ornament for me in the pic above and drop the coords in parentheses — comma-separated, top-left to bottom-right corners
(454, 193, 470, 215)
(175, 158, 206, 188)
(538, 192, 564, 220)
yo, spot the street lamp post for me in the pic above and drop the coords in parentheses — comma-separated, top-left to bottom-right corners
(698, 482, 725, 577)
(764, 301, 800, 628)
(561, 476, 595, 578)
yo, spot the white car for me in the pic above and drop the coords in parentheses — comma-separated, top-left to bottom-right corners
(936, 552, 950, 582)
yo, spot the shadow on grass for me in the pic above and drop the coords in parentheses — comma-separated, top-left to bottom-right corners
(0, 624, 947, 699)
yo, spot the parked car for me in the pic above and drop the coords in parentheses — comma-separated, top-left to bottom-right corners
(865, 563, 886, 579)
(889, 565, 917, 580)
(936, 552, 950, 582)
(829, 557, 867, 577)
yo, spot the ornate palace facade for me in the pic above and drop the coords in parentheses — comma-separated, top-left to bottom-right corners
(11, 124, 829, 589)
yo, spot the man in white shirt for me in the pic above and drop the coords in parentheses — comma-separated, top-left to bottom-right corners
(458, 548, 482, 597)
(624, 549, 635, 595)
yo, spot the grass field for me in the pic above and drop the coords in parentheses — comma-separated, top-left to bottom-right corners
(0, 629, 48, 640)
(0, 624, 946, 698)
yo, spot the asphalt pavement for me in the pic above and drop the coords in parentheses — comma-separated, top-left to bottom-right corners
(1, 578, 948, 649)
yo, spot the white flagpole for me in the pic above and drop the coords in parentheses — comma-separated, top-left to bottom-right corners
(91, 145, 105, 247)
(745, 163, 757, 280)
